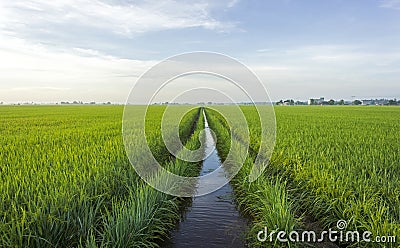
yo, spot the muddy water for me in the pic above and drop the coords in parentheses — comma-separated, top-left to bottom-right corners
(165, 112, 248, 248)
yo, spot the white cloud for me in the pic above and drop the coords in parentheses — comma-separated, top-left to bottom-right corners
(256, 48, 273, 53)
(0, 0, 241, 102)
(0, 0, 236, 39)
(245, 44, 400, 101)
(227, 0, 240, 8)
(0, 35, 156, 102)
(380, 0, 400, 10)
(252, 65, 290, 71)
(276, 45, 400, 66)
(9, 87, 72, 91)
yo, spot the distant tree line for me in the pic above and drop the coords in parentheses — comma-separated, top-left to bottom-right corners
(276, 98, 399, 106)
(59, 101, 112, 105)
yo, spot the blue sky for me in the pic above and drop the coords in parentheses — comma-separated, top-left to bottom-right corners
(0, 0, 399, 103)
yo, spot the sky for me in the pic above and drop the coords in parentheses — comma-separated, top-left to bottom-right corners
(0, 0, 399, 103)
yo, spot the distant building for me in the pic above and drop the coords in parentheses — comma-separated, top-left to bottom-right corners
(376, 99, 389, 105)
(361, 99, 390, 106)
(308, 97, 325, 105)
(283, 99, 294, 106)
(295, 101, 308, 105)
(361, 99, 374, 105)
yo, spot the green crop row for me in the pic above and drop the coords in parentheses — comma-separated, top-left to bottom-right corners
(206, 106, 399, 247)
(205, 107, 299, 248)
(0, 105, 204, 247)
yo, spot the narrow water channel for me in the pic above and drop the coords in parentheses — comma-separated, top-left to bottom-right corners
(165, 111, 248, 247)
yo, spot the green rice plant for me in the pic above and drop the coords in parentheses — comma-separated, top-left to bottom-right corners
(0, 105, 204, 247)
(100, 107, 205, 247)
(205, 107, 300, 247)
(207, 105, 400, 247)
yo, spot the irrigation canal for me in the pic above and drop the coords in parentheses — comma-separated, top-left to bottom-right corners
(164, 112, 248, 247)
